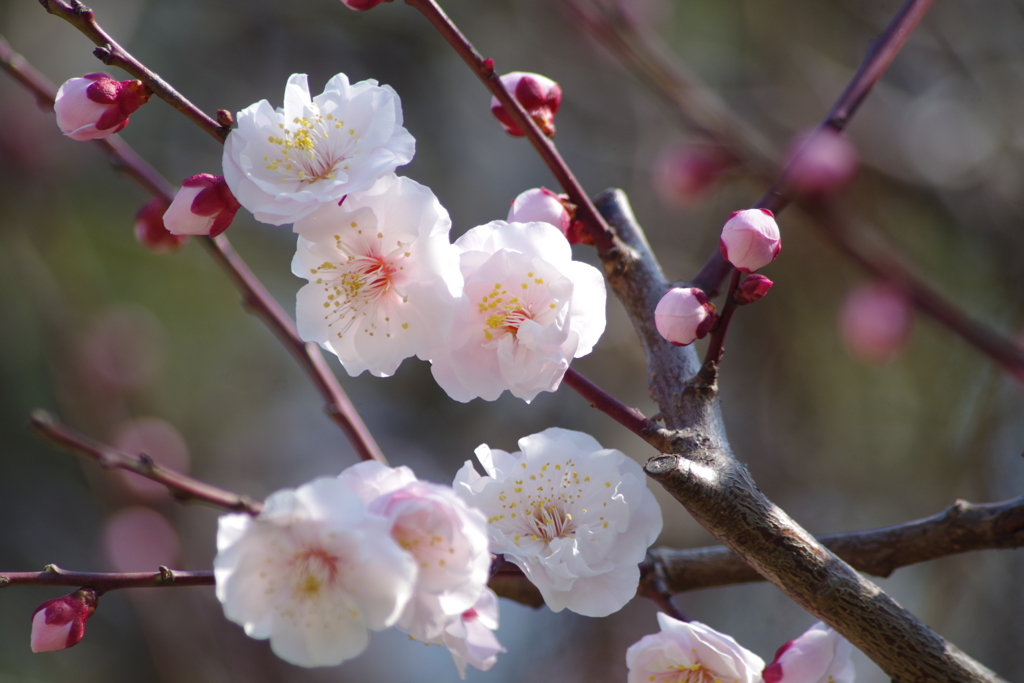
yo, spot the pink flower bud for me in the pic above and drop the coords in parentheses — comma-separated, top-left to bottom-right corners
(719, 208, 781, 273)
(163, 174, 241, 237)
(654, 287, 716, 346)
(30, 588, 98, 653)
(839, 282, 913, 365)
(508, 187, 573, 233)
(490, 72, 562, 138)
(786, 128, 858, 198)
(654, 145, 732, 207)
(340, 0, 387, 9)
(54, 73, 151, 141)
(735, 274, 773, 305)
(134, 197, 188, 253)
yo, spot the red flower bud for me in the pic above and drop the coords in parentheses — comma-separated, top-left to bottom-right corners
(134, 197, 188, 253)
(30, 588, 99, 653)
(490, 72, 562, 138)
(54, 74, 151, 141)
(735, 274, 773, 305)
(164, 174, 241, 237)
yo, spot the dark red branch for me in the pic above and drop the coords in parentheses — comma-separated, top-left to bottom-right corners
(562, 367, 659, 441)
(403, 0, 624, 259)
(31, 410, 263, 514)
(1, 35, 387, 465)
(37, 0, 227, 142)
(0, 565, 214, 594)
(691, 0, 935, 295)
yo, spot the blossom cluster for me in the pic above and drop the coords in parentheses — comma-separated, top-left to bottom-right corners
(214, 463, 500, 676)
(217, 72, 606, 403)
(627, 613, 855, 683)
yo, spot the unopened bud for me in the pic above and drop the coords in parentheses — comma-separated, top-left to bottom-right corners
(508, 187, 573, 234)
(134, 197, 187, 252)
(654, 145, 732, 206)
(786, 128, 858, 198)
(735, 274, 773, 305)
(339, 0, 387, 8)
(490, 72, 562, 138)
(54, 73, 151, 141)
(654, 287, 716, 346)
(30, 588, 98, 653)
(163, 174, 241, 237)
(839, 282, 913, 365)
(719, 208, 781, 273)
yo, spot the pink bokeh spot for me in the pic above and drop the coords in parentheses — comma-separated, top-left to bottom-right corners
(112, 418, 191, 501)
(104, 507, 181, 572)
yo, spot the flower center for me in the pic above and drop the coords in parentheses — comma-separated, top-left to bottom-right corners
(263, 111, 358, 185)
(478, 272, 558, 342)
(289, 548, 341, 601)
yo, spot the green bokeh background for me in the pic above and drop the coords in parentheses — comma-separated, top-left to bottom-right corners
(2, 0, 1024, 680)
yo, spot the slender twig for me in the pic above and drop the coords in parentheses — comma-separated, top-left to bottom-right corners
(701, 270, 740, 366)
(0, 565, 214, 594)
(403, 0, 624, 259)
(1, 33, 387, 465)
(37, 0, 227, 142)
(691, 0, 935, 295)
(30, 410, 264, 514)
(561, 368, 661, 443)
(806, 202, 1024, 374)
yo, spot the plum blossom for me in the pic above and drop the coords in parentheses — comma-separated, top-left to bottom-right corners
(443, 588, 505, 679)
(223, 73, 415, 225)
(626, 613, 765, 683)
(30, 589, 98, 653)
(338, 461, 492, 645)
(429, 221, 606, 403)
(720, 209, 781, 273)
(654, 287, 716, 346)
(507, 188, 571, 235)
(763, 622, 855, 683)
(454, 428, 662, 617)
(786, 128, 858, 198)
(163, 174, 241, 237)
(54, 73, 151, 141)
(292, 173, 459, 377)
(490, 72, 562, 138)
(214, 477, 417, 667)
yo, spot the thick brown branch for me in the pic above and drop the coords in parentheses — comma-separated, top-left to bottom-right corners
(0, 35, 387, 465)
(0, 566, 214, 594)
(37, 0, 227, 142)
(31, 410, 263, 514)
(648, 495, 1024, 593)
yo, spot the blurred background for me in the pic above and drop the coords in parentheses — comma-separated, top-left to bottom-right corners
(2, 0, 1024, 680)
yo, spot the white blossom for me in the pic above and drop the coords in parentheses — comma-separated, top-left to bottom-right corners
(214, 477, 417, 667)
(429, 221, 606, 403)
(626, 613, 765, 683)
(223, 73, 415, 226)
(338, 461, 492, 644)
(763, 622, 855, 683)
(443, 588, 505, 680)
(454, 428, 662, 617)
(292, 173, 459, 378)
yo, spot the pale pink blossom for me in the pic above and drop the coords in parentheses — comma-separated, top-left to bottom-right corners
(735, 274, 774, 306)
(214, 477, 417, 667)
(507, 188, 571, 237)
(338, 462, 492, 644)
(30, 589, 98, 653)
(654, 287, 715, 346)
(134, 197, 187, 252)
(839, 282, 913, 364)
(428, 221, 606, 403)
(763, 622, 855, 683)
(223, 73, 415, 225)
(54, 73, 150, 141)
(786, 128, 858, 198)
(443, 588, 505, 679)
(490, 72, 562, 138)
(626, 613, 765, 683)
(454, 428, 662, 617)
(719, 208, 781, 273)
(292, 173, 460, 378)
(163, 174, 241, 237)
